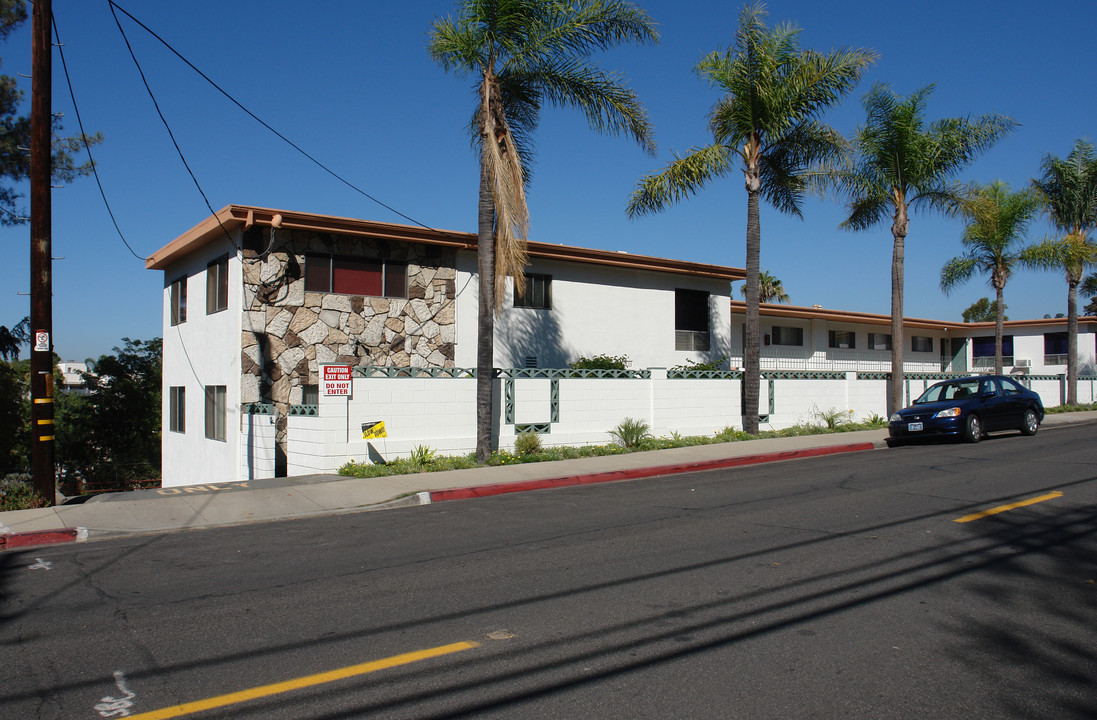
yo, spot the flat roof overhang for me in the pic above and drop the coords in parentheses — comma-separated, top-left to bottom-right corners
(147, 205, 746, 282)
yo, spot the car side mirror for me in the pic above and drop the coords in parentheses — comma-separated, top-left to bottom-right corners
(980, 390, 995, 398)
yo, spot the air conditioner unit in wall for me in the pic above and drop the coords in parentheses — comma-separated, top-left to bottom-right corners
(1014, 359, 1031, 368)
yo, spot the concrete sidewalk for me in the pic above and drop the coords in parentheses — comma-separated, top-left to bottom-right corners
(3, 412, 1094, 549)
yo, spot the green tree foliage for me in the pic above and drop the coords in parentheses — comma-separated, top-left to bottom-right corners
(940, 181, 1038, 374)
(55, 339, 162, 491)
(0, 0, 102, 224)
(628, 2, 874, 432)
(739, 270, 789, 303)
(961, 297, 1007, 323)
(1082, 274, 1097, 316)
(820, 84, 1015, 413)
(0, 357, 27, 471)
(429, 0, 657, 461)
(0, 314, 28, 361)
(570, 353, 630, 370)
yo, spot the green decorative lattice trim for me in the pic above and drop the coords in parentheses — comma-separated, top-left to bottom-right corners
(496, 368, 650, 379)
(289, 404, 318, 416)
(667, 369, 743, 379)
(515, 423, 551, 434)
(243, 403, 274, 415)
(353, 366, 476, 378)
(761, 370, 847, 380)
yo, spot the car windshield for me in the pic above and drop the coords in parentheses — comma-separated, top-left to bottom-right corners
(914, 379, 983, 404)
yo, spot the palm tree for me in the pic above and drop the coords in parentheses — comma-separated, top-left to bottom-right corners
(0, 316, 29, 361)
(1025, 139, 1097, 404)
(430, 0, 657, 461)
(740, 270, 790, 303)
(1083, 274, 1097, 316)
(939, 181, 1039, 375)
(822, 84, 1015, 414)
(627, 2, 874, 433)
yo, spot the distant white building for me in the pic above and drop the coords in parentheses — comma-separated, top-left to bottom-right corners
(56, 361, 90, 394)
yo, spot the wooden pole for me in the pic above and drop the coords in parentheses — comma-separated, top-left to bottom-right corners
(30, 0, 55, 504)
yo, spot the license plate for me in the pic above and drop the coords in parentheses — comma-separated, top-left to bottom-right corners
(907, 422, 923, 432)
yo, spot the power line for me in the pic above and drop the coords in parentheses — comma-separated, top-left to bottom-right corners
(51, 11, 146, 261)
(107, 0, 240, 253)
(105, 1, 468, 242)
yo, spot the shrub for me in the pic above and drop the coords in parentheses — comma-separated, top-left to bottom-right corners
(0, 473, 50, 511)
(409, 445, 437, 466)
(670, 356, 728, 372)
(514, 430, 543, 456)
(610, 417, 652, 449)
(570, 353, 630, 371)
(813, 406, 854, 429)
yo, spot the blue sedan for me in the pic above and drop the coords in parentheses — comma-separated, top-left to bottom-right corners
(888, 375, 1044, 446)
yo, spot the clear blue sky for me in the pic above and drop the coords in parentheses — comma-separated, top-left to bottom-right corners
(2, 0, 1094, 361)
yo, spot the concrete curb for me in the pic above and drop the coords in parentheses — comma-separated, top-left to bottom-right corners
(0, 527, 87, 550)
(428, 441, 877, 502)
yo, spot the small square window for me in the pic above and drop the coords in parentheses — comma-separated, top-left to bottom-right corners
(515, 273, 551, 309)
(828, 330, 855, 349)
(911, 336, 933, 353)
(868, 333, 892, 351)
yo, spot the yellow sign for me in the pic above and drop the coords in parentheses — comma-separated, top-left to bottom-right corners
(362, 421, 387, 439)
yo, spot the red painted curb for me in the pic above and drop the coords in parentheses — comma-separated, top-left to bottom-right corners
(430, 442, 876, 502)
(0, 528, 82, 550)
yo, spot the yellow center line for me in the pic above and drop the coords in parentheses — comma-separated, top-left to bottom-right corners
(954, 491, 1063, 523)
(125, 640, 480, 720)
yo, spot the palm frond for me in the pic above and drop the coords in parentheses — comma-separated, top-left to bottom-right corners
(626, 144, 733, 217)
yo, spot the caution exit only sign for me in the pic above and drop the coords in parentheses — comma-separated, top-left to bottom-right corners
(322, 365, 352, 397)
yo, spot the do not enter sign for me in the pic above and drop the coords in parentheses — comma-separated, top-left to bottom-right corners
(322, 365, 352, 397)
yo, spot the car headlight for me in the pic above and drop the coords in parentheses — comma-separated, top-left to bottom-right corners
(889, 413, 902, 422)
(934, 407, 962, 418)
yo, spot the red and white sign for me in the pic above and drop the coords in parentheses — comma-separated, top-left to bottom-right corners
(322, 365, 352, 397)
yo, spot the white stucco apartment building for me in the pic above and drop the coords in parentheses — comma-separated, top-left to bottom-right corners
(147, 206, 740, 486)
(148, 206, 1097, 487)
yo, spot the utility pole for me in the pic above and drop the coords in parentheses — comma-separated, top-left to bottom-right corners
(30, 0, 55, 504)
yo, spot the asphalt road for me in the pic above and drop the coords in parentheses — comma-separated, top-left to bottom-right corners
(2, 424, 1096, 719)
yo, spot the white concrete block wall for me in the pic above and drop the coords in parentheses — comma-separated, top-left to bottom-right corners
(240, 412, 276, 481)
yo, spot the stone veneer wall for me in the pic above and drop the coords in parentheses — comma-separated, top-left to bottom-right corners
(239, 229, 458, 460)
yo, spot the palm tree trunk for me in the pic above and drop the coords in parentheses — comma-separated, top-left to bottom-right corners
(1067, 277, 1078, 405)
(994, 284, 1005, 376)
(889, 210, 907, 416)
(743, 184, 761, 434)
(475, 137, 496, 463)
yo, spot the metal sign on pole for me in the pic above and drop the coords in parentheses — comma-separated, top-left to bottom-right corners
(30, 0, 55, 504)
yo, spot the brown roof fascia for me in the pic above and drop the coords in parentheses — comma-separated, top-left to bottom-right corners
(146, 205, 746, 281)
(729, 301, 1097, 332)
(729, 300, 961, 331)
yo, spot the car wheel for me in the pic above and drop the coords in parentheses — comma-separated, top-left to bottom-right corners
(964, 413, 982, 443)
(886, 437, 902, 448)
(1021, 408, 1039, 436)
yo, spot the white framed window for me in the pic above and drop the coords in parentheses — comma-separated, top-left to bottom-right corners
(206, 257, 229, 314)
(204, 385, 226, 441)
(169, 386, 185, 433)
(170, 276, 187, 326)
